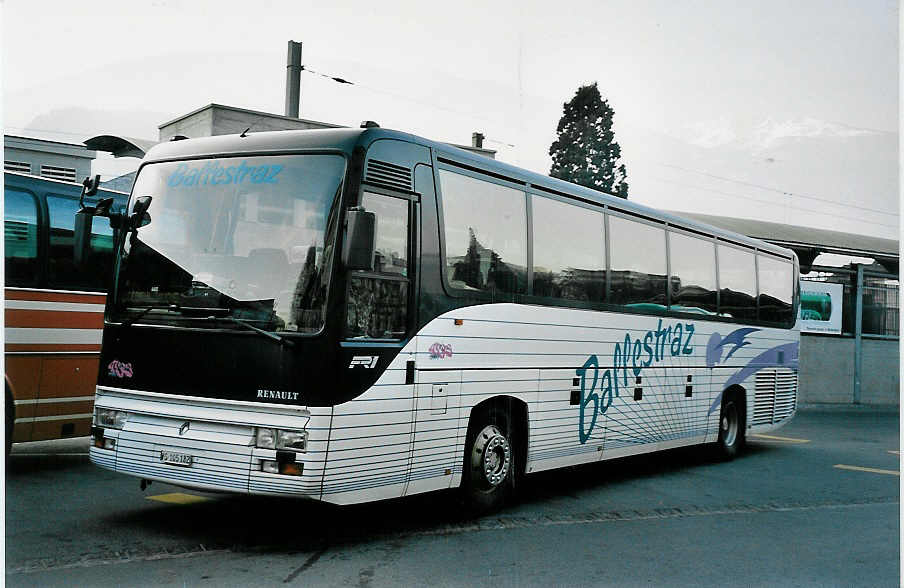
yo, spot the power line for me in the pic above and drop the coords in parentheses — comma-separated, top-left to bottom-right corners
(655, 162, 898, 218)
(648, 175, 899, 230)
(301, 66, 504, 127)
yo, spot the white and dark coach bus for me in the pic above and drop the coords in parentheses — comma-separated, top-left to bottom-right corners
(82, 125, 800, 511)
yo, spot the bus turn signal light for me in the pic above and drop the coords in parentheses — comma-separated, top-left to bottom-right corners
(261, 460, 303, 476)
(94, 437, 115, 450)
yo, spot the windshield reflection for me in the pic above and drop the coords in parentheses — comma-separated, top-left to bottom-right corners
(113, 154, 345, 333)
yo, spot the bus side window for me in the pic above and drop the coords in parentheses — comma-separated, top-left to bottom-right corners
(346, 192, 410, 339)
(717, 244, 757, 321)
(531, 195, 606, 303)
(47, 194, 114, 292)
(758, 254, 793, 325)
(438, 169, 527, 296)
(608, 215, 667, 309)
(668, 231, 717, 314)
(4, 187, 40, 287)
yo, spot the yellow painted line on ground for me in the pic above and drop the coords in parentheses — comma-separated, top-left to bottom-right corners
(750, 433, 811, 443)
(833, 464, 900, 476)
(145, 492, 211, 505)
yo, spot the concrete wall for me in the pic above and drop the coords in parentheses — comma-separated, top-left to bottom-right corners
(799, 334, 899, 405)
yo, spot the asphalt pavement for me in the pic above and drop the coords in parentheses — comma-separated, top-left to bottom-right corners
(5, 407, 899, 586)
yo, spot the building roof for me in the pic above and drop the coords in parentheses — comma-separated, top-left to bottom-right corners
(84, 135, 157, 158)
(5, 134, 96, 159)
(669, 210, 899, 261)
(157, 103, 344, 130)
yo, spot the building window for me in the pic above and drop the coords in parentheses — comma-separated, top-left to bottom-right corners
(40, 164, 77, 182)
(4, 161, 31, 174)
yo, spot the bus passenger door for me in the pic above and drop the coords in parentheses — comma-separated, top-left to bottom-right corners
(328, 189, 417, 504)
(405, 163, 462, 496)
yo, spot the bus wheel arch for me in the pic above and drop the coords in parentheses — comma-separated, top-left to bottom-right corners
(461, 396, 528, 512)
(715, 385, 746, 460)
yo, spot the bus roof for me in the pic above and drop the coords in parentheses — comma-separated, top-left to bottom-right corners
(142, 127, 796, 260)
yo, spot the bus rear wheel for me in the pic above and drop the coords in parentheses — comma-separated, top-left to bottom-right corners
(715, 390, 745, 460)
(462, 408, 514, 513)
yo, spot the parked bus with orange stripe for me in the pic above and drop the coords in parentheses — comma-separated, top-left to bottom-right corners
(4, 171, 128, 452)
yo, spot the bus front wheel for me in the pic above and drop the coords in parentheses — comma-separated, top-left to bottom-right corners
(715, 389, 745, 460)
(462, 408, 514, 513)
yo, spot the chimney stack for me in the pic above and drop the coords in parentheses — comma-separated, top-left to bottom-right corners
(285, 40, 303, 118)
(471, 132, 485, 149)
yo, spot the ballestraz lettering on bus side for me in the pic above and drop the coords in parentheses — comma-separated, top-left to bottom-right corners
(257, 389, 300, 401)
(576, 320, 695, 444)
(167, 161, 283, 188)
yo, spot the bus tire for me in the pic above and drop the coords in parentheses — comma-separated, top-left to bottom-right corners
(715, 389, 745, 460)
(462, 407, 514, 513)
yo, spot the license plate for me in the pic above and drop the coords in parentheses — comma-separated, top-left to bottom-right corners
(159, 450, 193, 467)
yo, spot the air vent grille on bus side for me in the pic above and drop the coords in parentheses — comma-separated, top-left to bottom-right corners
(364, 159, 412, 192)
(753, 368, 797, 426)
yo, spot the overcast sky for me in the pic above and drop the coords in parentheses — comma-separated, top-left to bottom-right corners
(3, 0, 899, 239)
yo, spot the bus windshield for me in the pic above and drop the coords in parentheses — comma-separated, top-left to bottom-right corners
(112, 154, 346, 334)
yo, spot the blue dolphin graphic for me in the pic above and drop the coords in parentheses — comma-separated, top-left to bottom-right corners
(706, 327, 759, 367)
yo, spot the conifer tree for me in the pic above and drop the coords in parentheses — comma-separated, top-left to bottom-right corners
(549, 83, 629, 198)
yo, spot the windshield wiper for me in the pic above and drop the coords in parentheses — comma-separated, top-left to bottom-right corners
(222, 316, 295, 347)
(120, 304, 182, 328)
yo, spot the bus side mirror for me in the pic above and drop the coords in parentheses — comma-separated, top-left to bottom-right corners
(73, 208, 94, 267)
(342, 208, 376, 271)
(130, 195, 153, 229)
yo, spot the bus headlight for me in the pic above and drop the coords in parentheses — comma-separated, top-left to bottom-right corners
(255, 428, 307, 452)
(94, 408, 129, 429)
(255, 427, 276, 449)
(277, 430, 307, 451)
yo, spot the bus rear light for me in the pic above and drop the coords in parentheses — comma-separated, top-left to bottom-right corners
(261, 460, 303, 476)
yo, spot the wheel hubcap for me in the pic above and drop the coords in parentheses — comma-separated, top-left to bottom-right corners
(471, 424, 511, 489)
(721, 401, 738, 446)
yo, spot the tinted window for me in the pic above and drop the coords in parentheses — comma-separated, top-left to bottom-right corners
(532, 196, 605, 302)
(758, 254, 793, 324)
(362, 192, 408, 276)
(47, 195, 116, 291)
(346, 192, 410, 339)
(439, 169, 526, 295)
(4, 187, 39, 286)
(718, 244, 757, 321)
(669, 231, 717, 314)
(608, 215, 667, 309)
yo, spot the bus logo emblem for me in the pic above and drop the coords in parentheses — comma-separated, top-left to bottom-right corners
(179, 421, 191, 436)
(107, 360, 133, 379)
(349, 356, 378, 369)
